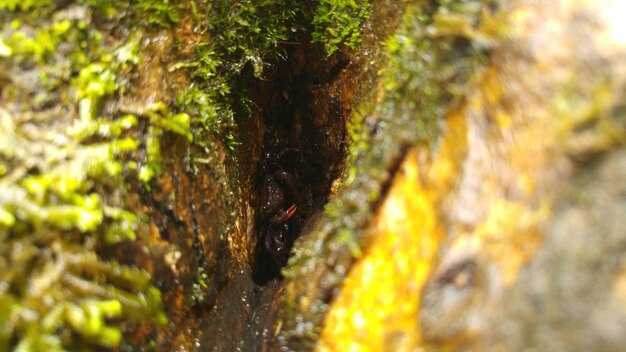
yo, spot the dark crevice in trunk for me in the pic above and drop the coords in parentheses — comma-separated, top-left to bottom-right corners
(246, 39, 349, 285)
(180, 31, 362, 350)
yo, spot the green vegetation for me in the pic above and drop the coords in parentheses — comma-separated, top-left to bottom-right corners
(0, 0, 52, 12)
(139, 102, 193, 183)
(312, 0, 371, 56)
(136, 0, 181, 28)
(173, 0, 297, 151)
(0, 0, 306, 349)
(0, 3, 193, 350)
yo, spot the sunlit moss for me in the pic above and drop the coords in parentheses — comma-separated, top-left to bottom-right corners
(4, 19, 71, 62)
(312, 0, 372, 56)
(0, 102, 166, 348)
(172, 0, 297, 151)
(136, 0, 181, 28)
(0, 0, 52, 12)
(139, 102, 192, 183)
(0, 3, 174, 350)
(176, 86, 236, 150)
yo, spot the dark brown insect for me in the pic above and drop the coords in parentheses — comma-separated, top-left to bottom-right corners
(259, 148, 300, 265)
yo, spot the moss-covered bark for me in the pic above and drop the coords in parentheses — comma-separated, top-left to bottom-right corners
(0, 0, 373, 350)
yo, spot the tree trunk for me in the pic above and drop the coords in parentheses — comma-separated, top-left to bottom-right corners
(1, 0, 625, 351)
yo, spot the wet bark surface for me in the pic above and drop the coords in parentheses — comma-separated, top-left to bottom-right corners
(117, 32, 365, 352)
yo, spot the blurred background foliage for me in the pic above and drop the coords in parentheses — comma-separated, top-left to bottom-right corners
(0, 1, 185, 350)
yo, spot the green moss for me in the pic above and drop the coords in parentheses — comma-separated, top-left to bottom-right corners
(312, 0, 371, 56)
(0, 102, 166, 348)
(176, 86, 236, 150)
(4, 19, 71, 62)
(0, 0, 52, 12)
(136, 0, 181, 28)
(139, 102, 192, 183)
(172, 0, 297, 151)
(191, 267, 210, 303)
(0, 4, 173, 351)
(205, 0, 296, 77)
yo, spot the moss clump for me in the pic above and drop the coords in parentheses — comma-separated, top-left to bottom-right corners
(136, 0, 181, 28)
(138, 102, 193, 183)
(173, 0, 297, 151)
(312, 0, 371, 56)
(205, 0, 297, 77)
(0, 3, 194, 350)
(0, 0, 52, 12)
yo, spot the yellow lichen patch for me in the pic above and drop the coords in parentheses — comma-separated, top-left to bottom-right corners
(613, 266, 626, 306)
(318, 113, 468, 351)
(429, 107, 469, 192)
(316, 67, 555, 349)
(318, 148, 440, 351)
